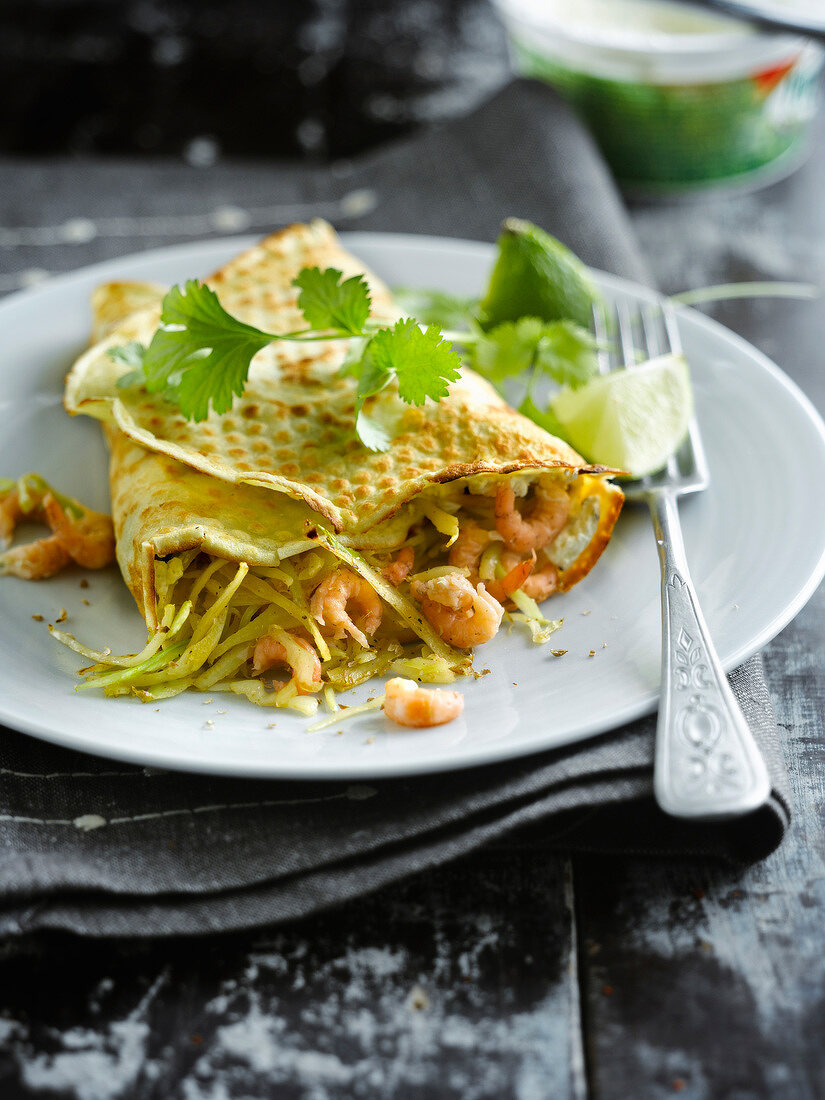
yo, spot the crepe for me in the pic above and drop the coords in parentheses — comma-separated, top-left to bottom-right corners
(104, 426, 321, 629)
(62, 221, 624, 710)
(67, 220, 620, 536)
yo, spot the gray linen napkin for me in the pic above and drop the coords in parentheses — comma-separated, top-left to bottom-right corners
(0, 81, 791, 938)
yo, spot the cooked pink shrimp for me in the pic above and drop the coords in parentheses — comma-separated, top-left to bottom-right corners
(0, 482, 115, 580)
(495, 550, 559, 602)
(384, 677, 464, 728)
(410, 572, 503, 649)
(310, 568, 382, 649)
(520, 562, 559, 601)
(495, 481, 570, 554)
(381, 546, 415, 586)
(485, 552, 536, 605)
(251, 633, 322, 693)
(0, 488, 27, 547)
(449, 522, 548, 606)
(43, 494, 115, 570)
(0, 535, 72, 580)
(448, 521, 492, 577)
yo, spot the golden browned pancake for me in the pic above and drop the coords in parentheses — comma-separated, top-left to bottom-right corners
(67, 220, 623, 633)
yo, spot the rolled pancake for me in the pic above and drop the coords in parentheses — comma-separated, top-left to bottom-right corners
(105, 426, 321, 629)
(68, 221, 623, 643)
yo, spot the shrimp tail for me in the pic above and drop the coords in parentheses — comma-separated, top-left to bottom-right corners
(381, 546, 415, 586)
(485, 552, 536, 605)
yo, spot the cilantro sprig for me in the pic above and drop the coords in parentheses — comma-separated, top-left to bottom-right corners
(111, 267, 462, 452)
(393, 286, 600, 401)
(109, 221, 602, 452)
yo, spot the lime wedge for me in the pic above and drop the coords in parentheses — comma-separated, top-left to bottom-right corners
(480, 218, 600, 330)
(549, 353, 693, 477)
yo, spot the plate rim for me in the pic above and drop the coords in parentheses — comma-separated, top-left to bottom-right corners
(1, 230, 824, 779)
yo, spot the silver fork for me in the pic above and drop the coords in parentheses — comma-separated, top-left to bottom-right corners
(594, 296, 771, 820)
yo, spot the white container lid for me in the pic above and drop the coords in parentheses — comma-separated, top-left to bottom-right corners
(494, 0, 805, 81)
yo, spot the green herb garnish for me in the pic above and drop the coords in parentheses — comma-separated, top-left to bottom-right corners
(293, 266, 372, 333)
(109, 221, 606, 452)
(111, 268, 462, 452)
(142, 281, 275, 421)
(471, 317, 598, 389)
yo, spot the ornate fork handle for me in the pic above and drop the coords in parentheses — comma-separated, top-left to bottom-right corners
(650, 492, 771, 819)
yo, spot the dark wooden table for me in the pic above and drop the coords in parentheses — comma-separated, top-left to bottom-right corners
(1, 117, 824, 1100)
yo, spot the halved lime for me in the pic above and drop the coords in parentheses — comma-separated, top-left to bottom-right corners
(549, 353, 693, 477)
(479, 218, 600, 330)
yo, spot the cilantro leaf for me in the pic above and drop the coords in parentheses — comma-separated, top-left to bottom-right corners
(171, 347, 250, 423)
(119, 271, 461, 444)
(472, 318, 546, 381)
(141, 281, 274, 420)
(471, 317, 598, 390)
(115, 369, 146, 390)
(533, 321, 599, 389)
(109, 341, 146, 369)
(351, 339, 393, 451)
(355, 408, 392, 453)
(109, 341, 148, 389)
(293, 267, 371, 334)
(355, 341, 391, 407)
(365, 319, 462, 407)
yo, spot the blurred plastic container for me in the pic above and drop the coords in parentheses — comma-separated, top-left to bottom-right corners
(493, 0, 824, 194)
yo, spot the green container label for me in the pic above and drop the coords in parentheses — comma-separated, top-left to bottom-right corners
(513, 39, 822, 190)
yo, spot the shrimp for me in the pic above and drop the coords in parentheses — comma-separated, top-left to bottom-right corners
(491, 550, 560, 603)
(449, 520, 551, 607)
(43, 494, 116, 570)
(251, 632, 321, 693)
(310, 568, 382, 649)
(410, 572, 503, 649)
(381, 546, 415, 586)
(495, 481, 570, 554)
(384, 677, 464, 728)
(448, 521, 533, 605)
(520, 561, 559, 601)
(448, 522, 493, 577)
(0, 488, 27, 547)
(0, 536, 72, 580)
(485, 552, 536, 605)
(0, 485, 68, 578)
(0, 482, 115, 579)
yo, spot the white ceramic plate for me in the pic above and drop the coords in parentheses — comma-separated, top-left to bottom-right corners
(2, 233, 825, 779)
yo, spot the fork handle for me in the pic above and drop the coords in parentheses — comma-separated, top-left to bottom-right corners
(650, 492, 771, 820)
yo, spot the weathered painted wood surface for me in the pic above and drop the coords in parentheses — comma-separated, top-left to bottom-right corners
(0, 853, 582, 1099)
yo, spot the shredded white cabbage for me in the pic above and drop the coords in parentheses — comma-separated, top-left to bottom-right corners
(307, 695, 385, 732)
(52, 469, 602, 710)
